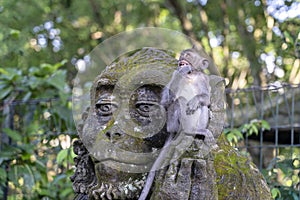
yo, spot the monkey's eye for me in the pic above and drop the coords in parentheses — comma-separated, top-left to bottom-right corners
(135, 101, 159, 117)
(95, 102, 118, 116)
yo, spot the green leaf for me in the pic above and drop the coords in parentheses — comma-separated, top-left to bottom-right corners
(0, 86, 13, 99)
(40, 63, 56, 74)
(252, 125, 259, 135)
(284, 31, 294, 44)
(28, 76, 43, 89)
(223, 129, 231, 134)
(231, 129, 244, 139)
(53, 59, 68, 70)
(233, 135, 238, 144)
(60, 187, 73, 198)
(0, 68, 21, 81)
(8, 164, 19, 184)
(21, 152, 31, 161)
(19, 143, 35, 154)
(226, 134, 232, 141)
(40, 60, 67, 75)
(70, 146, 76, 159)
(248, 128, 253, 136)
(241, 124, 250, 132)
(59, 90, 69, 104)
(28, 66, 40, 75)
(0, 81, 9, 90)
(0, 144, 22, 159)
(52, 174, 67, 184)
(0, 168, 7, 181)
(34, 159, 46, 171)
(57, 149, 68, 164)
(24, 164, 35, 189)
(9, 29, 20, 39)
(53, 105, 72, 123)
(261, 120, 271, 130)
(271, 188, 281, 198)
(292, 193, 298, 200)
(0, 68, 8, 75)
(39, 188, 54, 197)
(3, 128, 22, 141)
(22, 91, 32, 102)
(47, 70, 67, 91)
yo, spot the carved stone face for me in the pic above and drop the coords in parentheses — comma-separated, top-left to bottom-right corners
(72, 48, 227, 199)
(72, 47, 272, 200)
(78, 48, 178, 198)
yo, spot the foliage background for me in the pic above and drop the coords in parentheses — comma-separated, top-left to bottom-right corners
(0, 0, 299, 199)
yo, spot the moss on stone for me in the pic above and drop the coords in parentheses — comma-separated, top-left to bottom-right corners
(214, 134, 272, 199)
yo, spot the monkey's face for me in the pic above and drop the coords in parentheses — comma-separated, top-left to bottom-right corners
(178, 59, 193, 75)
(179, 49, 209, 72)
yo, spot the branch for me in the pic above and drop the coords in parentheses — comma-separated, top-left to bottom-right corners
(165, 0, 197, 43)
(226, 0, 262, 86)
(88, 0, 104, 28)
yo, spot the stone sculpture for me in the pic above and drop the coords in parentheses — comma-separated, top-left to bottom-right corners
(71, 47, 272, 200)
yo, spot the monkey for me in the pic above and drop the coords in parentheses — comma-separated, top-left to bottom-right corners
(139, 49, 217, 200)
(161, 48, 216, 148)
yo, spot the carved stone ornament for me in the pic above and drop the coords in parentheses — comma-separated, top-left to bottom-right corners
(71, 47, 272, 200)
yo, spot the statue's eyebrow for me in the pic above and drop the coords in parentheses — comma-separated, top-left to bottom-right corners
(96, 84, 114, 90)
(95, 77, 117, 92)
(96, 78, 111, 88)
(94, 86, 116, 105)
(93, 78, 115, 100)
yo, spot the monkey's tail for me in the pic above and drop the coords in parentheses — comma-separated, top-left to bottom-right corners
(138, 133, 174, 200)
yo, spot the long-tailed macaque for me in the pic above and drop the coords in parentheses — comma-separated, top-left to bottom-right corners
(139, 49, 217, 200)
(161, 48, 216, 148)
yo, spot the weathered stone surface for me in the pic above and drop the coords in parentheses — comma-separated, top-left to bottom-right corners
(70, 140, 97, 199)
(214, 135, 272, 200)
(71, 47, 272, 200)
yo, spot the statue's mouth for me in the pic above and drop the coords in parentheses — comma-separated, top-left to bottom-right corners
(89, 129, 194, 173)
(92, 161, 147, 194)
(94, 159, 153, 174)
(90, 141, 159, 173)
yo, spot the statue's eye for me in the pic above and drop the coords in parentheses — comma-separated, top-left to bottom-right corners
(95, 102, 118, 116)
(135, 102, 158, 117)
(138, 104, 150, 112)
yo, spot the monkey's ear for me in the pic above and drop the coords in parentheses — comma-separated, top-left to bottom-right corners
(201, 59, 209, 70)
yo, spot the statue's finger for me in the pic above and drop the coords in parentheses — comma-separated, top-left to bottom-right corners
(164, 160, 179, 182)
(175, 158, 193, 193)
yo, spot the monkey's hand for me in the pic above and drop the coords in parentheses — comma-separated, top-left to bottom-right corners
(186, 95, 202, 115)
(161, 88, 175, 107)
(186, 95, 210, 115)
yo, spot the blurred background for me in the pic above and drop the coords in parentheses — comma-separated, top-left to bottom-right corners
(0, 0, 299, 199)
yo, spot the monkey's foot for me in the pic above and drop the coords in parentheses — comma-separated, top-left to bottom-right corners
(185, 129, 218, 150)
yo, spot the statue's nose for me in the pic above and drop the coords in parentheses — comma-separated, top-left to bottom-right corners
(105, 130, 123, 142)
